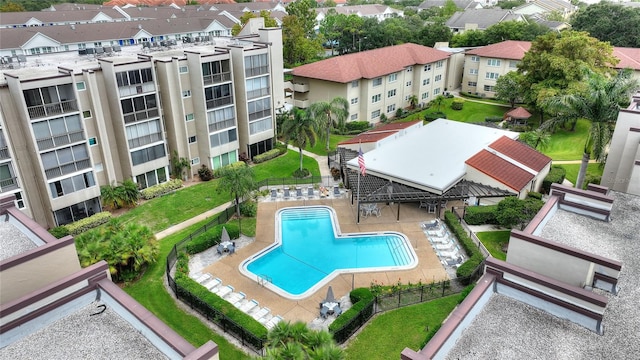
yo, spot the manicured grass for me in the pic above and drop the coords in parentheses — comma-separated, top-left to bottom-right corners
(558, 163, 604, 186)
(305, 134, 352, 156)
(405, 98, 509, 123)
(476, 231, 511, 261)
(252, 149, 321, 180)
(541, 119, 590, 161)
(344, 295, 460, 360)
(124, 220, 251, 360)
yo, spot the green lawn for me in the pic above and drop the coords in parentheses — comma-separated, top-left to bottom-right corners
(305, 134, 352, 156)
(476, 231, 511, 261)
(541, 119, 590, 161)
(558, 163, 604, 186)
(252, 149, 320, 180)
(124, 220, 250, 360)
(405, 98, 510, 124)
(344, 295, 460, 360)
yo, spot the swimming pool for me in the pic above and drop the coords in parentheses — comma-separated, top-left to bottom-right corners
(240, 206, 418, 299)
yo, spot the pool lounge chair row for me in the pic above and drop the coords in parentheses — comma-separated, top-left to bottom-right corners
(270, 186, 343, 201)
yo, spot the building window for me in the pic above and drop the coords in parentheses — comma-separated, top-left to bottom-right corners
(436, 60, 443, 68)
(372, 77, 382, 87)
(433, 88, 441, 95)
(188, 136, 196, 144)
(387, 104, 396, 113)
(76, 82, 86, 91)
(350, 114, 358, 120)
(471, 56, 479, 62)
(468, 81, 477, 87)
(372, 94, 381, 103)
(49, 172, 96, 199)
(371, 110, 380, 119)
(435, 75, 442, 82)
(387, 89, 396, 98)
(244, 53, 269, 77)
(351, 97, 358, 105)
(423, 78, 430, 85)
(351, 80, 359, 88)
(488, 59, 501, 67)
(422, 92, 428, 100)
(179, 65, 188, 73)
(406, 81, 412, 87)
(388, 73, 398, 82)
(182, 90, 191, 98)
(191, 157, 200, 165)
(185, 113, 194, 122)
(469, 68, 478, 75)
(484, 85, 496, 92)
(15, 192, 25, 209)
(94, 163, 103, 172)
(131, 143, 166, 166)
(88, 137, 97, 146)
(211, 150, 237, 170)
(424, 64, 431, 71)
(486, 72, 500, 80)
(509, 61, 518, 68)
(83, 110, 92, 118)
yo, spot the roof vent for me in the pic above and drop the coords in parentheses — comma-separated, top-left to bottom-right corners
(71, 24, 75, 30)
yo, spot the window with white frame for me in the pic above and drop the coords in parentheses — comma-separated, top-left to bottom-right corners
(387, 104, 396, 113)
(435, 75, 442, 82)
(469, 68, 478, 75)
(484, 85, 496, 92)
(182, 90, 191, 97)
(88, 137, 97, 146)
(83, 110, 92, 119)
(351, 97, 358, 105)
(371, 110, 380, 119)
(372, 77, 382, 86)
(486, 72, 500, 80)
(422, 92, 428, 100)
(388, 73, 398, 82)
(179, 66, 188, 73)
(471, 56, 479, 62)
(436, 60, 443, 68)
(185, 113, 194, 122)
(424, 64, 431, 71)
(188, 135, 196, 144)
(372, 94, 381, 103)
(350, 114, 358, 120)
(423, 78, 430, 85)
(387, 89, 396, 98)
(468, 81, 477, 87)
(487, 59, 501, 67)
(433, 88, 441, 95)
(76, 82, 86, 91)
(406, 81, 412, 86)
(351, 80, 359, 88)
(509, 61, 518, 68)
(191, 157, 200, 165)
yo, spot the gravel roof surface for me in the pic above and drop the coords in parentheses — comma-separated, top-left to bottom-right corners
(0, 220, 37, 261)
(445, 191, 640, 359)
(0, 301, 168, 360)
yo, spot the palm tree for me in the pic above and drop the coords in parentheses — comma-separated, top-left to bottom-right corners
(265, 321, 344, 360)
(543, 70, 638, 189)
(216, 163, 256, 217)
(408, 94, 418, 110)
(309, 97, 349, 151)
(120, 179, 140, 207)
(281, 108, 319, 172)
(100, 183, 120, 210)
(432, 94, 446, 112)
(519, 129, 551, 150)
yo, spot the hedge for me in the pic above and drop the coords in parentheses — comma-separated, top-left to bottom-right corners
(185, 223, 240, 254)
(174, 254, 268, 338)
(424, 111, 447, 121)
(252, 147, 286, 164)
(213, 161, 248, 178)
(140, 179, 183, 200)
(451, 99, 464, 110)
(443, 211, 483, 282)
(328, 287, 374, 333)
(463, 205, 498, 225)
(65, 211, 112, 236)
(485, 116, 503, 123)
(345, 121, 371, 132)
(542, 165, 566, 194)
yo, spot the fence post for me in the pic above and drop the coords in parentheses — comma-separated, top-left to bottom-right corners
(442, 281, 445, 297)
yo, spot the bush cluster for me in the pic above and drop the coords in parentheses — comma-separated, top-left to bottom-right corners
(443, 211, 483, 283)
(198, 165, 214, 181)
(542, 165, 566, 194)
(451, 99, 465, 110)
(328, 288, 374, 333)
(212, 161, 246, 177)
(240, 201, 257, 217)
(344, 121, 371, 132)
(424, 111, 447, 121)
(527, 191, 543, 200)
(463, 205, 498, 225)
(293, 168, 310, 178)
(185, 223, 240, 254)
(173, 253, 267, 338)
(485, 116, 503, 123)
(252, 148, 285, 164)
(140, 179, 183, 200)
(61, 211, 112, 236)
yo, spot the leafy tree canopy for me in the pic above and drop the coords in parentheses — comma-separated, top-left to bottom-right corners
(231, 10, 278, 36)
(571, 3, 640, 48)
(494, 71, 524, 108)
(450, 21, 550, 47)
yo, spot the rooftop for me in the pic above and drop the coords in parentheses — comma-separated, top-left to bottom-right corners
(488, 135, 551, 172)
(465, 40, 532, 60)
(0, 220, 36, 261)
(465, 149, 535, 191)
(338, 121, 421, 146)
(445, 191, 640, 359)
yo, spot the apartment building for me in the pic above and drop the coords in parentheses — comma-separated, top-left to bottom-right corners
(0, 21, 283, 229)
(290, 43, 450, 124)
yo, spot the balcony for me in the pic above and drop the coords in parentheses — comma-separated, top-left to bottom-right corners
(0, 147, 9, 160)
(44, 158, 91, 180)
(246, 88, 270, 100)
(208, 119, 235, 133)
(0, 176, 18, 192)
(203, 72, 231, 86)
(293, 99, 310, 108)
(245, 66, 269, 78)
(36, 130, 85, 151)
(206, 96, 233, 110)
(293, 83, 309, 93)
(123, 108, 160, 124)
(27, 99, 78, 119)
(248, 108, 272, 121)
(128, 132, 163, 149)
(118, 82, 156, 98)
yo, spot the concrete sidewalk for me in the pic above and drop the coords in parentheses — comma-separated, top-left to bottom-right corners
(155, 201, 234, 240)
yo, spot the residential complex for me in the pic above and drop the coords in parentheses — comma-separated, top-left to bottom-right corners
(0, 20, 283, 228)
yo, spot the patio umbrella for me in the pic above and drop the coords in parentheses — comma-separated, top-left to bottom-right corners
(324, 285, 336, 304)
(221, 226, 231, 243)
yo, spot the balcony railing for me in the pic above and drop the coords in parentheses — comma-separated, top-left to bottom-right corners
(293, 99, 309, 108)
(44, 158, 91, 179)
(0, 147, 9, 160)
(128, 132, 163, 149)
(0, 176, 18, 192)
(246, 88, 270, 100)
(36, 130, 85, 151)
(293, 83, 309, 93)
(206, 96, 233, 110)
(203, 72, 231, 86)
(27, 99, 78, 119)
(123, 108, 160, 124)
(248, 109, 271, 121)
(118, 82, 156, 98)
(208, 119, 235, 133)
(245, 66, 269, 78)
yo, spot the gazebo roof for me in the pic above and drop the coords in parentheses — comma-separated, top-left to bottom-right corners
(506, 107, 532, 119)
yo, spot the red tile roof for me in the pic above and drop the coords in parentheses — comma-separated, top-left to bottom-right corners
(506, 106, 532, 119)
(292, 43, 450, 83)
(613, 47, 640, 71)
(465, 150, 535, 191)
(489, 136, 551, 172)
(339, 121, 421, 145)
(466, 40, 531, 60)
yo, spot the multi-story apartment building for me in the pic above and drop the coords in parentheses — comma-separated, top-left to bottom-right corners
(290, 43, 450, 124)
(0, 20, 283, 229)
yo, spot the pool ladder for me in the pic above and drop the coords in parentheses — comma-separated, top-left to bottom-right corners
(257, 274, 272, 287)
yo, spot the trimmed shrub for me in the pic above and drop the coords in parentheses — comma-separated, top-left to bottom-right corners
(185, 223, 240, 254)
(542, 165, 566, 194)
(140, 179, 183, 200)
(213, 161, 246, 178)
(345, 121, 371, 133)
(456, 254, 483, 283)
(443, 211, 484, 282)
(252, 147, 286, 164)
(49, 226, 70, 239)
(198, 165, 214, 181)
(293, 168, 310, 178)
(463, 205, 498, 225)
(65, 211, 112, 236)
(240, 201, 257, 217)
(451, 99, 464, 110)
(424, 111, 447, 121)
(485, 116, 503, 123)
(583, 174, 601, 190)
(395, 108, 405, 118)
(527, 191, 543, 200)
(328, 288, 374, 333)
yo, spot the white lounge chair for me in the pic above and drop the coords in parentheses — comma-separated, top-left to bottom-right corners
(252, 307, 270, 321)
(194, 273, 212, 284)
(265, 315, 284, 330)
(205, 277, 222, 291)
(225, 291, 245, 305)
(216, 285, 234, 298)
(240, 299, 259, 313)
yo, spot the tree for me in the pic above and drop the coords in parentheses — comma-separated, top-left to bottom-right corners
(309, 97, 349, 151)
(281, 108, 319, 173)
(264, 321, 344, 360)
(417, 22, 452, 47)
(571, 3, 640, 48)
(494, 71, 524, 108)
(171, 150, 190, 180)
(282, 15, 323, 67)
(432, 95, 446, 112)
(519, 129, 550, 150)
(450, 29, 488, 47)
(231, 10, 278, 36)
(0, 1, 25, 11)
(483, 21, 549, 44)
(119, 179, 140, 208)
(216, 163, 256, 217)
(541, 70, 638, 189)
(496, 197, 544, 230)
(408, 94, 418, 109)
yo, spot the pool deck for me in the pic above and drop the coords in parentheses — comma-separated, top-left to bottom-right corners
(201, 196, 449, 324)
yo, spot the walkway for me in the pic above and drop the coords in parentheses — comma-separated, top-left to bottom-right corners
(285, 144, 334, 180)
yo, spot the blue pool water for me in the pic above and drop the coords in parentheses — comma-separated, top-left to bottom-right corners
(242, 206, 417, 299)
